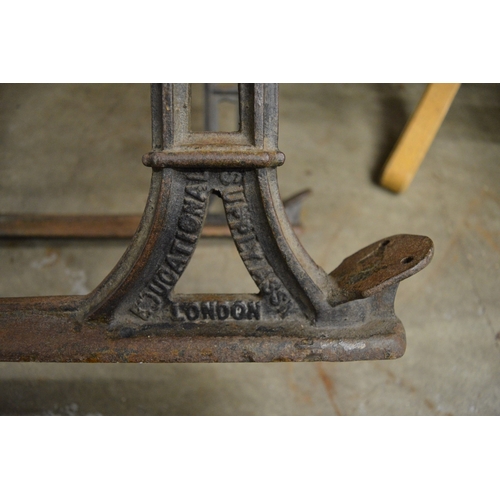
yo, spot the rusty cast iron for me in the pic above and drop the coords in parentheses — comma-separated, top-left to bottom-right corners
(0, 83, 433, 363)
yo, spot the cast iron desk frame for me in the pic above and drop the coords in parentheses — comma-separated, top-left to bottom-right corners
(0, 84, 433, 363)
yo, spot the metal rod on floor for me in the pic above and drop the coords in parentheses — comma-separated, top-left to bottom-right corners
(0, 191, 311, 239)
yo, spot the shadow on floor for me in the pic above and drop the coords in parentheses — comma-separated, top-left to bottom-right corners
(369, 84, 413, 184)
(0, 377, 230, 416)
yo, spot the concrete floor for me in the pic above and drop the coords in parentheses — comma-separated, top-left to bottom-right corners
(0, 83, 499, 415)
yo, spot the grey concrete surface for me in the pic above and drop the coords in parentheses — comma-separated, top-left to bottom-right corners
(0, 83, 499, 415)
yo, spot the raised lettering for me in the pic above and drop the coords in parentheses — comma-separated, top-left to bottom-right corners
(247, 302, 260, 320)
(172, 239, 193, 256)
(185, 303, 200, 320)
(231, 302, 247, 320)
(225, 205, 243, 220)
(217, 303, 230, 320)
(220, 172, 242, 185)
(158, 266, 178, 286)
(183, 196, 206, 216)
(233, 220, 251, 234)
(130, 303, 151, 321)
(201, 301, 216, 320)
(169, 300, 263, 321)
(238, 237, 259, 252)
(166, 252, 189, 274)
(171, 303, 185, 320)
(249, 267, 271, 284)
(233, 233, 254, 244)
(178, 213, 202, 234)
(224, 189, 245, 203)
(132, 172, 209, 320)
(185, 185, 208, 203)
(149, 280, 167, 296)
(176, 230, 197, 244)
(144, 289, 162, 306)
(240, 247, 264, 262)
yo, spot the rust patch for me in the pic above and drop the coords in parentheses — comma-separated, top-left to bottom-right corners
(286, 365, 312, 405)
(316, 363, 342, 416)
(423, 398, 436, 412)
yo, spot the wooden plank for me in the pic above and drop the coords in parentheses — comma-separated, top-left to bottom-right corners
(380, 83, 461, 193)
